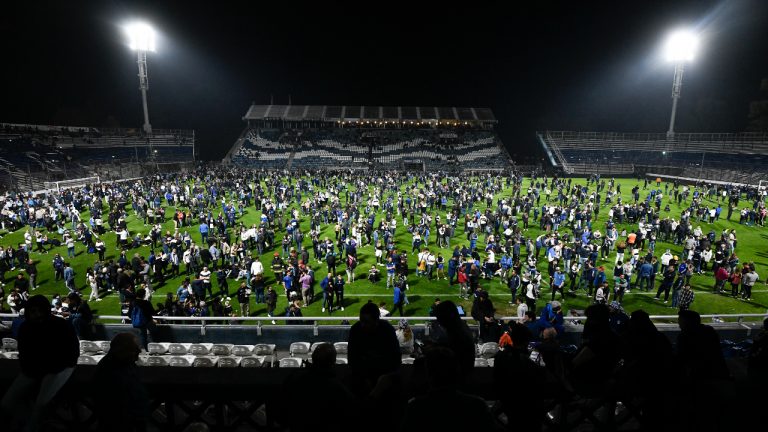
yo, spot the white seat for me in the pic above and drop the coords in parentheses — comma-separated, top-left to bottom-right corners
(254, 343, 277, 366)
(217, 356, 242, 368)
(189, 343, 214, 356)
(169, 355, 196, 367)
(289, 342, 311, 358)
(192, 356, 218, 367)
(77, 355, 104, 365)
(2, 338, 18, 352)
(148, 342, 171, 355)
(335, 357, 349, 365)
(401, 357, 415, 365)
(487, 358, 495, 367)
(79, 340, 101, 354)
(241, 356, 264, 368)
(478, 342, 500, 359)
(146, 356, 170, 367)
(211, 344, 234, 356)
(168, 343, 192, 355)
(333, 342, 349, 357)
(279, 357, 303, 368)
(232, 345, 255, 356)
(96, 340, 111, 353)
(310, 342, 330, 354)
(474, 358, 489, 368)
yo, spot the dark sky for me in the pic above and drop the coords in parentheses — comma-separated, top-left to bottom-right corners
(2, 0, 767, 161)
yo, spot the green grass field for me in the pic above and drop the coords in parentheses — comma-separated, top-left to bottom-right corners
(2, 176, 767, 323)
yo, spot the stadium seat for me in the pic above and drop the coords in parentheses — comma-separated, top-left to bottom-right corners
(335, 357, 349, 365)
(478, 342, 500, 359)
(232, 345, 255, 356)
(168, 343, 192, 355)
(279, 357, 303, 368)
(333, 342, 348, 357)
(401, 357, 415, 365)
(189, 343, 214, 356)
(148, 342, 171, 355)
(211, 344, 234, 356)
(77, 355, 104, 365)
(146, 356, 170, 367)
(2, 338, 18, 352)
(192, 356, 218, 367)
(289, 342, 311, 358)
(217, 356, 242, 368)
(310, 342, 330, 355)
(169, 355, 196, 367)
(96, 340, 111, 353)
(487, 358, 495, 368)
(254, 343, 277, 366)
(241, 356, 265, 368)
(474, 358, 490, 367)
(79, 340, 101, 354)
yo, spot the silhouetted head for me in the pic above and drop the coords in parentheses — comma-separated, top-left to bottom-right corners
(311, 343, 336, 370)
(434, 300, 461, 328)
(25, 295, 51, 322)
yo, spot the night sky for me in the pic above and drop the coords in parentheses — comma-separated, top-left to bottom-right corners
(3, 0, 767, 162)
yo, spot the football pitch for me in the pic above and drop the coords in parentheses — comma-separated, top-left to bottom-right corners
(2, 175, 766, 323)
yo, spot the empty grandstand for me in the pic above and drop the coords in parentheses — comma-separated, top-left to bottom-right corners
(538, 130, 768, 184)
(0, 123, 195, 192)
(225, 104, 512, 171)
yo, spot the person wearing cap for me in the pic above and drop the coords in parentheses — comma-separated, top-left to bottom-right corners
(551, 267, 566, 302)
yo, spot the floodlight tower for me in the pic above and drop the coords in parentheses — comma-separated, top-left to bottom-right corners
(664, 30, 698, 138)
(126, 23, 156, 136)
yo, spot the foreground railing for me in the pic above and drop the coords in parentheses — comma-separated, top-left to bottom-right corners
(2, 312, 765, 336)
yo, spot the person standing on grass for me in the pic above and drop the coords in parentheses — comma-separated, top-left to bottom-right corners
(392, 283, 406, 316)
(236, 282, 250, 317)
(742, 264, 759, 301)
(678, 284, 695, 311)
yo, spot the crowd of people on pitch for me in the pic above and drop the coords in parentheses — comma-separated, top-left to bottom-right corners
(0, 166, 766, 335)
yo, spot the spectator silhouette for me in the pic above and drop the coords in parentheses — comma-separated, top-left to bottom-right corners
(401, 345, 500, 432)
(570, 304, 623, 397)
(347, 301, 400, 395)
(92, 333, 149, 432)
(0, 295, 79, 432)
(493, 323, 548, 430)
(430, 300, 475, 378)
(281, 343, 356, 432)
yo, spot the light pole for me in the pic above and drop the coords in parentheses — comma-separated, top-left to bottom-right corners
(664, 30, 698, 138)
(126, 23, 156, 136)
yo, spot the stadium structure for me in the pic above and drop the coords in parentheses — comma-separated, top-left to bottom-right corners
(538, 130, 768, 185)
(0, 123, 195, 192)
(224, 104, 512, 172)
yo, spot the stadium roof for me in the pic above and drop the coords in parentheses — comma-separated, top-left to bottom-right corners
(243, 104, 497, 123)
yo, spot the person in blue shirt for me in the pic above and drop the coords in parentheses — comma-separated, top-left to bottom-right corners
(392, 284, 405, 316)
(199, 222, 209, 244)
(551, 268, 566, 301)
(282, 272, 294, 301)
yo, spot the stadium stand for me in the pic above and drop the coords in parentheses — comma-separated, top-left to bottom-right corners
(226, 104, 511, 171)
(0, 123, 195, 192)
(538, 130, 768, 183)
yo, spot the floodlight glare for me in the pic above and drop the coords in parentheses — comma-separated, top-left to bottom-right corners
(665, 30, 698, 62)
(126, 23, 156, 52)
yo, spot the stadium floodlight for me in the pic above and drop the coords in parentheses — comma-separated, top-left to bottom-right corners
(125, 22, 156, 136)
(126, 23, 156, 52)
(664, 30, 698, 138)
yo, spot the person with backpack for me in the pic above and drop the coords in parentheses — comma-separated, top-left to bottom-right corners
(129, 288, 156, 350)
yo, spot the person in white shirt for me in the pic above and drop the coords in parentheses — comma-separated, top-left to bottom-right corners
(516, 298, 528, 320)
(250, 257, 264, 279)
(661, 250, 673, 267)
(378, 302, 390, 318)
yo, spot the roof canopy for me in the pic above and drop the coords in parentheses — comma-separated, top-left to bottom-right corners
(243, 105, 497, 123)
